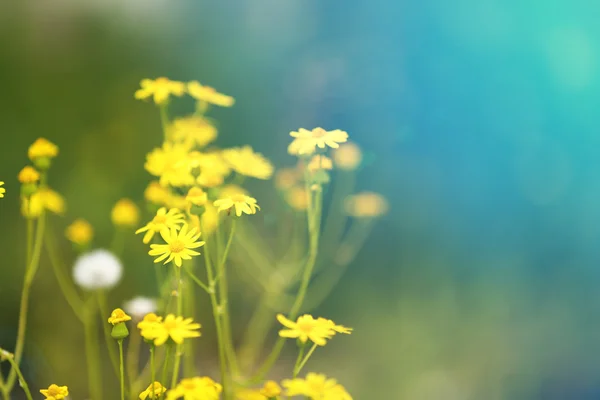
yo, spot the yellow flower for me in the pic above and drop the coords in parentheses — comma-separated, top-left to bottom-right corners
(140, 381, 167, 400)
(276, 314, 336, 346)
(236, 389, 266, 400)
(167, 377, 222, 400)
(65, 219, 94, 246)
(40, 384, 69, 400)
(136, 207, 185, 244)
(0, 181, 5, 198)
(149, 224, 205, 267)
(145, 143, 195, 187)
(344, 192, 388, 218)
(112, 198, 140, 227)
(261, 381, 282, 398)
(108, 308, 132, 325)
(288, 128, 349, 155)
(307, 155, 333, 172)
(333, 142, 362, 170)
(138, 313, 163, 340)
(171, 116, 217, 149)
(219, 184, 248, 199)
(214, 194, 260, 216)
(187, 151, 231, 177)
(28, 138, 59, 161)
(316, 318, 353, 335)
(145, 314, 201, 346)
(135, 77, 186, 105)
(275, 167, 301, 191)
(222, 146, 274, 180)
(188, 81, 234, 107)
(18, 166, 40, 184)
(145, 181, 171, 205)
(186, 187, 208, 207)
(22, 188, 66, 218)
(283, 373, 352, 400)
(285, 187, 309, 211)
(197, 171, 225, 188)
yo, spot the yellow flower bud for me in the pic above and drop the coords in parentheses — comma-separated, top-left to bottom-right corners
(18, 166, 40, 184)
(65, 219, 94, 247)
(111, 198, 140, 227)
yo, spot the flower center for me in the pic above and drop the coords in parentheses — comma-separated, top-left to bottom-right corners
(297, 321, 315, 333)
(153, 215, 167, 225)
(231, 194, 246, 203)
(312, 127, 327, 137)
(169, 240, 186, 253)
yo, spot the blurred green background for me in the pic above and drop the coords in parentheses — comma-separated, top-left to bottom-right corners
(3, 0, 600, 398)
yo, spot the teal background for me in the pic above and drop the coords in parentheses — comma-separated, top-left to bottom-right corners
(2, 0, 600, 398)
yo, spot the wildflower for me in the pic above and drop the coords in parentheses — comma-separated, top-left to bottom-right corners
(28, 138, 58, 169)
(188, 151, 231, 177)
(145, 143, 195, 187)
(138, 313, 163, 341)
(285, 187, 309, 211)
(333, 142, 362, 170)
(276, 314, 336, 346)
(73, 249, 122, 290)
(288, 128, 349, 155)
(307, 155, 333, 172)
(167, 376, 222, 400)
(261, 381, 282, 398)
(222, 146, 274, 180)
(108, 308, 132, 325)
(283, 373, 352, 400)
(0, 181, 5, 198)
(124, 297, 158, 320)
(65, 219, 94, 247)
(136, 207, 185, 244)
(146, 314, 201, 346)
(186, 187, 208, 207)
(171, 116, 217, 149)
(317, 318, 353, 334)
(214, 194, 260, 216)
(148, 224, 205, 267)
(344, 192, 388, 218)
(140, 382, 167, 400)
(145, 181, 171, 205)
(236, 389, 266, 400)
(112, 198, 140, 227)
(23, 188, 66, 218)
(135, 77, 186, 105)
(275, 168, 301, 191)
(18, 166, 40, 184)
(40, 384, 69, 400)
(188, 81, 234, 107)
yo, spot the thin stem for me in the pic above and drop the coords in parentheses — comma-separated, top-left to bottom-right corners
(97, 291, 120, 377)
(292, 343, 306, 378)
(294, 343, 318, 377)
(84, 302, 103, 400)
(183, 272, 196, 377)
(183, 266, 210, 293)
(4, 354, 33, 400)
(170, 268, 183, 388)
(127, 327, 141, 396)
(217, 220, 238, 375)
(160, 346, 172, 400)
(26, 218, 34, 266)
(119, 340, 126, 400)
(159, 104, 170, 140)
(150, 346, 156, 400)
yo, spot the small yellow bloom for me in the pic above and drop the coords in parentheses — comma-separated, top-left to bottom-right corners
(145, 143, 195, 187)
(285, 187, 309, 211)
(186, 187, 208, 207)
(344, 192, 388, 218)
(188, 81, 234, 107)
(40, 384, 69, 400)
(136, 207, 185, 244)
(214, 194, 260, 217)
(108, 308, 132, 325)
(140, 381, 167, 400)
(222, 146, 274, 180)
(138, 313, 163, 340)
(316, 318, 353, 335)
(307, 155, 333, 172)
(171, 116, 217, 149)
(0, 181, 5, 198)
(145, 181, 171, 205)
(145, 314, 201, 346)
(275, 168, 301, 191)
(283, 373, 351, 400)
(22, 188, 66, 218)
(135, 77, 186, 105)
(288, 128, 349, 155)
(277, 314, 351, 346)
(112, 198, 140, 227)
(260, 381, 282, 398)
(333, 142, 362, 170)
(167, 376, 222, 400)
(65, 219, 94, 246)
(28, 138, 59, 161)
(149, 224, 205, 267)
(18, 166, 40, 184)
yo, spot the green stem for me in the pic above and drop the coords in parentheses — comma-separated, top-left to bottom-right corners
(294, 343, 318, 377)
(160, 346, 172, 400)
(183, 266, 210, 293)
(84, 302, 103, 400)
(150, 346, 156, 399)
(97, 291, 121, 377)
(119, 340, 126, 400)
(183, 272, 196, 377)
(127, 328, 142, 400)
(217, 220, 238, 375)
(170, 268, 183, 388)
(4, 354, 33, 400)
(159, 104, 170, 140)
(292, 343, 306, 379)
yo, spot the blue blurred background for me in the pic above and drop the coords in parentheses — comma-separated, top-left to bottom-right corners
(2, 0, 600, 398)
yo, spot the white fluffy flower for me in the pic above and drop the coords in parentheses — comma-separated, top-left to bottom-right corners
(123, 297, 157, 319)
(73, 249, 122, 290)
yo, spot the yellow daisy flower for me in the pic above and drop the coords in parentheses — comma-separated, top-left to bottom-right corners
(276, 314, 336, 346)
(187, 81, 234, 107)
(167, 376, 222, 400)
(288, 128, 349, 155)
(344, 192, 388, 218)
(112, 198, 140, 228)
(0, 181, 5, 198)
(145, 181, 171, 205)
(214, 194, 260, 216)
(22, 188, 66, 218)
(170, 116, 217, 149)
(108, 308, 132, 325)
(18, 166, 40, 184)
(139, 382, 167, 400)
(222, 146, 274, 180)
(135, 77, 186, 105)
(138, 313, 163, 340)
(145, 143, 195, 187)
(40, 384, 69, 400)
(28, 138, 59, 161)
(148, 224, 205, 267)
(65, 219, 93, 246)
(136, 207, 185, 244)
(146, 314, 201, 346)
(283, 373, 351, 400)
(333, 142, 362, 170)
(316, 318, 353, 335)
(307, 155, 333, 172)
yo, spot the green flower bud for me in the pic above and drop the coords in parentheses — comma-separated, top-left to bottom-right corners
(111, 322, 130, 340)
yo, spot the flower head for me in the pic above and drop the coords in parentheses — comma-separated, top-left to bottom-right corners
(188, 81, 234, 107)
(145, 314, 201, 346)
(149, 224, 205, 267)
(167, 377, 222, 400)
(283, 373, 352, 400)
(140, 382, 167, 400)
(40, 384, 69, 400)
(138, 313, 163, 340)
(316, 318, 353, 335)
(73, 249, 122, 290)
(145, 181, 171, 205)
(288, 128, 348, 155)
(28, 138, 59, 161)
(65, 218, 94, 247)
(170, 116, 217, 149)
(108, 308, 132, 325)
(136, 207, 185, 244)
(135, 77, 186, 105)
(261, 381, 282, 398)
(22, 188, 66, 218)
(186, 187, 208, 207)
(0, 181, 5, 198)
(145, 143, 195, 187)
(222, 146, 274, 180)
(277, 314, 335, 346)
(112, 198, 140, 227)
(18, 166, 40, 184)
(333, 142, 362, 170)
(214, 194, 260, 217)
(344, 192, 388, 218)
(124, 297, 158, 320)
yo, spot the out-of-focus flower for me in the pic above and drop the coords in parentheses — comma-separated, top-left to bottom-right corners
(18, 166, 40, 184)
(283, 373, 352, 400)
(275, 167, 301, 191)
(222, 146, 274, 180)
(144, 314, 201, 346)
(138, 313, 163, 340)
(197, 171, 225, 188)
(135, 77, 186, 105)
(188, 81, 234, 107)
(149, 224, 205, 267)
(124, 297, 158, 320)
(307, 155, 333, 172)
(167, 377, 222, 400)
(214, 194, 260, 216)
(0, 181, 5, 198)
(219, 184, 248, 199)
(145, 143, 194, 187)
(65, 219, 94, 247)
(108, 308, 132, 325)
(285, 187, 309, 211)
(112, 198, 140, 228)
(333, 142, 362, 170)
(277, 314, 336, 346)
(187, 151, 231, 177)
(22, 188, 66, 218)
(136, 207, 185, 244)
(73, 250, 122, 290)
(186, 187, 208, 207)
(40, 384, 69, 400)
(170, 116, 217, 149)
(139, 382, 167, 400)
(344, 192, 388, 218)
(288, 128, 348, 155)
(144, 181, 171, 205)
(28, 138, 59, 170)
(260, 381, 282, 398)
